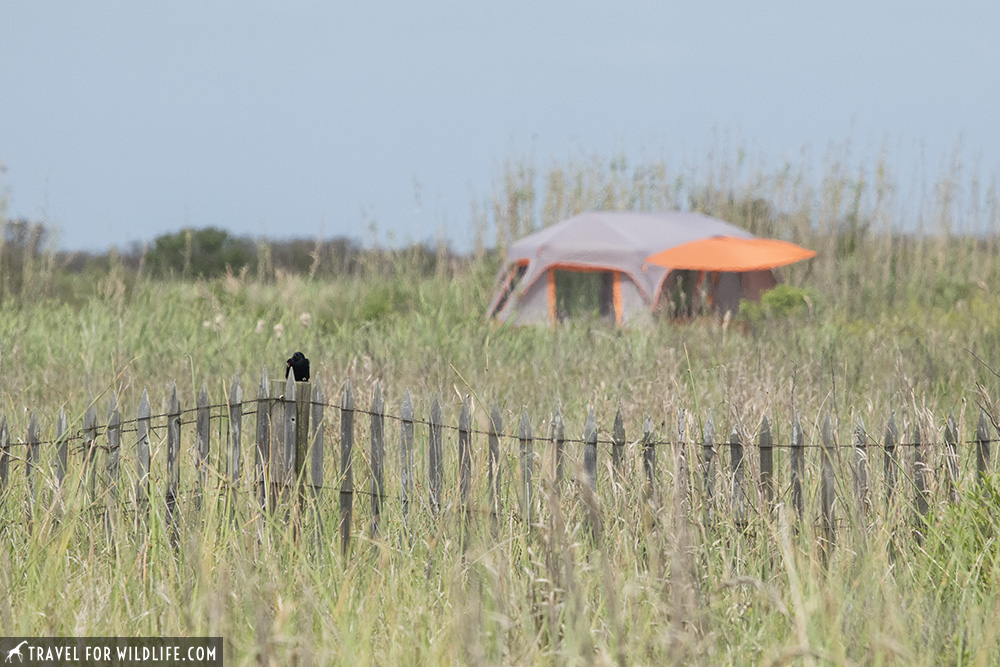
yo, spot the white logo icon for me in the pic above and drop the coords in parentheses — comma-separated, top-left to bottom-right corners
(4, 641, 28, 663)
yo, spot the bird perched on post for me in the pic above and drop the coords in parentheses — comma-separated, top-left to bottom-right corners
(286, 351, 310, 381)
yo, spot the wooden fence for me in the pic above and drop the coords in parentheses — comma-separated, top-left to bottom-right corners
(0, 369, 997, 555)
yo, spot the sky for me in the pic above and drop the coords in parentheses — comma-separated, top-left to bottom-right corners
(2, 2, 999, 252)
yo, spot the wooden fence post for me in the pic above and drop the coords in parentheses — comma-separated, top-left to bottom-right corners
(0, 415, 8, 501)
(583, 408, 597, 490)
(582, 408, 602, 539)
(488, 402, 502, 526)
(758, 416, 774, 514)
(310, 379, 325, 518)
(729, 426, 745, 529)
(339, 379, 354, 557)
(912, 422, 929, 536)
(283, 374, 296, 502)
(820, 413, 836, 557)
(552, 405, 565, 490)
(853, 416, 869, 515)
(196, 383, 210, 511)
(370, 383, 385, 536)
(612, 406, 625, 486)
(136, 390, 150, 516)
(675, 409, 689, 515)
(790, 414, 804, 523)
(401, 390, 414, 521)
(702, 412, 716, 522)
(976, 408, 991, 484)
(294, 378, 311, 512)
(55, 408, 68, 492)
(944, 412, 959, 502)
(105, 396, 121, 520)
(84, 402, 98, 500)
(429, 396, 443, 518)
(642, 416, 655, 502)
(884, 413, 898, 508)
(26, 410, 40, 512)
(256, 368, 270, 512)
(166, 382, 181, 544)
(229, 372, 243, 488)
(459, 397, 472, 515)
(519, 407, 533, 526)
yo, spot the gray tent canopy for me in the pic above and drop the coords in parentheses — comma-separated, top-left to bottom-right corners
(487, 211, 778, 326)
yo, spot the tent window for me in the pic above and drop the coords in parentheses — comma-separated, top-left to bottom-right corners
(662, 269, 706, 318)
(554, 270, 615, 322)
(492, 264, 527, 316)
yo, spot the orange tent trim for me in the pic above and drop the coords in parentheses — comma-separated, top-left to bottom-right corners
(645, 236, 816, 272)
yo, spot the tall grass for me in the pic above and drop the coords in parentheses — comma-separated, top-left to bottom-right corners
(2, 141, 1000, 664)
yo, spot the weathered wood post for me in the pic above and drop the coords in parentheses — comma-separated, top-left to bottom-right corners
(195, 383, 210, 511)
(401, 390, 414, 521)
(519, 407, 533, 526)
(136, 390, 151, 516)
(293, 377, 311, 512)
(105, 396, 121, 523)
(912, 422, 929, 537)
(790, 414, 805, 523)
(552, 406, 565, 490)
(229, 372, 243, 493)
(26, 411, 40, 513)
(853, 416, 869, 515)
(820, 413, 837, 558)
(583, 408, 598, 490)
(166, 382, 181, 544)
(976, 408, 991, 485)
(0, 415, 8, 501)
(84, 402, 98, 500)
(269, 379, 284, 510)
(944, 412, 959, 503)
(675, 409, 689, 515)
(758, 416, 774, 515)
(729, 426, 745, 529)
(642, 416, 656, 502)
(55, 408, 68, 492)
(582, 408, 601, 538)
(282, 374, 296, 503)
(884, 413, 898, 508)
(370, 384, 385, 536)
(459, 397, 472, 516)
(702, 412, 716, 522)
(339, 379, 354, 557)
(611, 406, 625, 487)
(309, 379, 325, 527)
(488, 402, 502, 527)
(429, 396, 443, 518)
(255, 369, 270, 512)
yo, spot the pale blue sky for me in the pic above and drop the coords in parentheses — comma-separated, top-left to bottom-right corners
(2, 2, 998, 251)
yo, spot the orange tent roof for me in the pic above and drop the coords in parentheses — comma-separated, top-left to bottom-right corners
(645, 236, 816, 272)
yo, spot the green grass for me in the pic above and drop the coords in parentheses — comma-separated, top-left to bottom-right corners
(3, 144, 1000, 664)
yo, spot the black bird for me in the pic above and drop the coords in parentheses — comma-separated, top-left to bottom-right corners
(286, 351, 310, 382)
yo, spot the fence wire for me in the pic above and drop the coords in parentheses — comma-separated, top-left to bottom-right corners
(2, 396, 999, 456)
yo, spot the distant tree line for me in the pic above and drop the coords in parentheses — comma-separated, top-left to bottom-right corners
(0, 221, 470, 302)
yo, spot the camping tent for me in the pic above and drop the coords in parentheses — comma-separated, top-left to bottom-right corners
(486, 211, 785, 326)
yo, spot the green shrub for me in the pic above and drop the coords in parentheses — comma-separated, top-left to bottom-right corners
(741, 283, 817, 325)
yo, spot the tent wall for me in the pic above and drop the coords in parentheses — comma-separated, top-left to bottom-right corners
(714, 272, 743, 316)
(740, 270, 778, 302)
(506, 275, 551, 326)
(619, 275, 652, 325)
